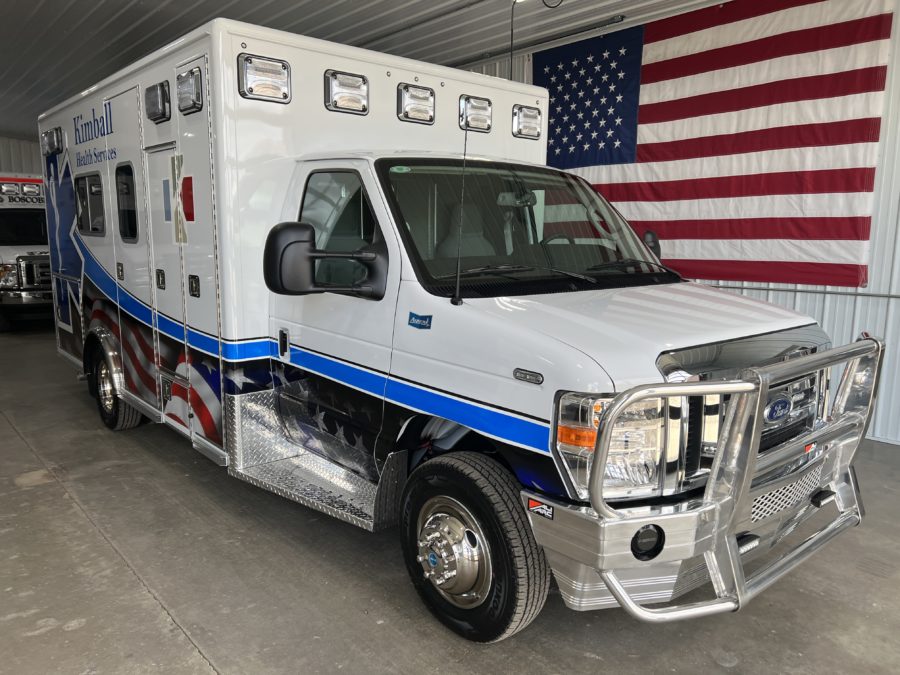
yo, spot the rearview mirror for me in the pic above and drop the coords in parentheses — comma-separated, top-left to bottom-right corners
(496, 191, 537, 207)
(642, 229, 662, 259)
(263, 222, 387, 300)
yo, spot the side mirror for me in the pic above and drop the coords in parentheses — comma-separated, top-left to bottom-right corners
(642, 229, 662, 259)
(263, 222, 387, 300)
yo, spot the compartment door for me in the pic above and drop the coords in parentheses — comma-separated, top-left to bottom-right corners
(105, 88, 159, 410)
(175, 56, 223, 448)
(146, 144, 190, 429)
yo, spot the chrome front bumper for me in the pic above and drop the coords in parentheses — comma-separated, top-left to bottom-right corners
(523, 337, 884, 622)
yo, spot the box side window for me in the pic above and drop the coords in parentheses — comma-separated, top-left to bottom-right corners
(75, 174, 105, 236)
(115, 164, 138, 243)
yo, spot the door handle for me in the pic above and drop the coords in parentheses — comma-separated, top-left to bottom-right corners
(116, 262, 124, 281)
(156, 269, 166, 290)
(188, 274, 200, 297)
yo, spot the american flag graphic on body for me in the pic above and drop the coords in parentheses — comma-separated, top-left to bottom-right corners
(533, 0, 894, 287)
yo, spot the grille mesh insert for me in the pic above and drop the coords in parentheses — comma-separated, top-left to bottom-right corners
(751, 465, 823, 523)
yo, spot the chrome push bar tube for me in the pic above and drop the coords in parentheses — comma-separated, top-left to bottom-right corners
(587, 337, 884, 623)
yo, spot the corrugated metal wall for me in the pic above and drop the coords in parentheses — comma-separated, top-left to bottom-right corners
(0, 136, 41, 175)
(471, 19, 900, 443)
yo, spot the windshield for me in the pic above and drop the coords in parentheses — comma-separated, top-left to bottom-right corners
(376, 158, 678, 298)
(0, 209, 48, 246)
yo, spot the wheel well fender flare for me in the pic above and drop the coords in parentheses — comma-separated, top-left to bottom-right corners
(83, 326, 125, 397)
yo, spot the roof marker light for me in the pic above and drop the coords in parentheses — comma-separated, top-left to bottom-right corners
(325, 70, 368, 115)
(40, 127, 63, 156)
(145, 81, 171, 123)
(176, 67, 203, 115)
(238, 54, 291, 103)
(397, 83, 434, 124)
(459, 95, 492, 132)
(512, 104, 541, 139)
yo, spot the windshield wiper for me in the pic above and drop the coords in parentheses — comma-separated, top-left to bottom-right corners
(434, 263, 595, 283)
(586, 258, 679, 275)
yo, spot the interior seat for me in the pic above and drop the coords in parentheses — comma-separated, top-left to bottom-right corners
(436, 203, 495, 259)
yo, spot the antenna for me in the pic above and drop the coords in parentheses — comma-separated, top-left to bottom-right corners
(451, 127, 470, 306)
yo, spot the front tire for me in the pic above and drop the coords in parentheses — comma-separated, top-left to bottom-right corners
(401, 452, 550, 642)
(89, 346, 143, 431)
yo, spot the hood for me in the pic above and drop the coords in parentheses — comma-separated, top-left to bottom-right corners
(464, 281, 815, 389)
(0, 246, 49, 264)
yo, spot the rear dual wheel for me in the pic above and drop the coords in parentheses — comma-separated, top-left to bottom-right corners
(89, 346, 142, 431)
(401, 452, 550, 642)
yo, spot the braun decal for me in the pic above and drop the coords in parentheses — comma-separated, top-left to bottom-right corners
(408, 312, 432, 330)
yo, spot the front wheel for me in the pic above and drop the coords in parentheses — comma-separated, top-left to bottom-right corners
(401, 452, 550, 642)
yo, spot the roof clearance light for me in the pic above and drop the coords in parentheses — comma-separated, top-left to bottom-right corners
(459, 95, 492, 132)
(176, 67, 203, 115)
(512, 104, 542, 139)
(40, 127, 63, 156)
(238, 54, 291, 103)
(22, 183, 41, 196)
(145, 81, 171, 123)
(397, 83, 435, 124)
(325, 70, 368, 115)
(1, 183, 19, 196)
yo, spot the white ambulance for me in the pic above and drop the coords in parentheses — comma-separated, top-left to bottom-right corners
(39, 19, 883, 642)
(0, 174, 52, 330)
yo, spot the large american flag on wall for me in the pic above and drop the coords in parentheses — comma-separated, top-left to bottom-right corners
(533, 0, 895, 287)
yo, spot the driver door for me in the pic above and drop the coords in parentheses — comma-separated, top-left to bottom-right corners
(269, 160, 402, 480)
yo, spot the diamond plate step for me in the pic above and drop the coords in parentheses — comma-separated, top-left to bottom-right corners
(225, 390, 378, 530)
(231, 454, 376, 530)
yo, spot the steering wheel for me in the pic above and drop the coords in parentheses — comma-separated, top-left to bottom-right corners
(540, 233, 575, 246)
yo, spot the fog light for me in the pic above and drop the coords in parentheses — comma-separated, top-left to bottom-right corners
(631, 524, 665, 561)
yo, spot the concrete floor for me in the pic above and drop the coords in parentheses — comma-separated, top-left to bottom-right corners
(1, 326, 898, 674)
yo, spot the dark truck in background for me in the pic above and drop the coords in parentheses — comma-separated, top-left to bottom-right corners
(0, 176, 52, 331)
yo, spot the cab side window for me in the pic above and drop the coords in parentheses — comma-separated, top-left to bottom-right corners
(299, 171, 379, 287)
(75, 174, 105, 235)
(115, 164, 139, 243)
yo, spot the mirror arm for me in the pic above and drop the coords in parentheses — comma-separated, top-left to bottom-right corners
(310, 250, 377, 262)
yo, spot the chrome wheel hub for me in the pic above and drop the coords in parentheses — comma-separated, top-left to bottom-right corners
(97, 360, 115, 414)
(416, 495, 492, 609)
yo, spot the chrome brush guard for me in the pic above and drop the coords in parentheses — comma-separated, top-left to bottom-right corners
(524, 337, 884, 622)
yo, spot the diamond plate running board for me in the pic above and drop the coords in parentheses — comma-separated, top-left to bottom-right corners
(225, 390, 378, 531)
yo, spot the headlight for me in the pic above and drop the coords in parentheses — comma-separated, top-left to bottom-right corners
(0, 264, 19, 289)
(556, 392, 664, 501)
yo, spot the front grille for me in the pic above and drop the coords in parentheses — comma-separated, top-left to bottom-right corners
(750, 465, 823, 523)
(690, 373, 821, 464)
(16, 257, 51, 289)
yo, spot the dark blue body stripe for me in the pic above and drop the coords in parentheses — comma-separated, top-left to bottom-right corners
(73, 237, 551, 453)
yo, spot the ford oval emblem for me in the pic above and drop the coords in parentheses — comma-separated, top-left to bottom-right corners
(764, 395, 793, 423)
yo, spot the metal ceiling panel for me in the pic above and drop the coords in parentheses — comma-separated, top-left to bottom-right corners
(0, 0, 723, 138)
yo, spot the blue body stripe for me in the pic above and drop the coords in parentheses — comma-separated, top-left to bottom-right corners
(385, 379, 551, 452)
(74, 237, 550, 453)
